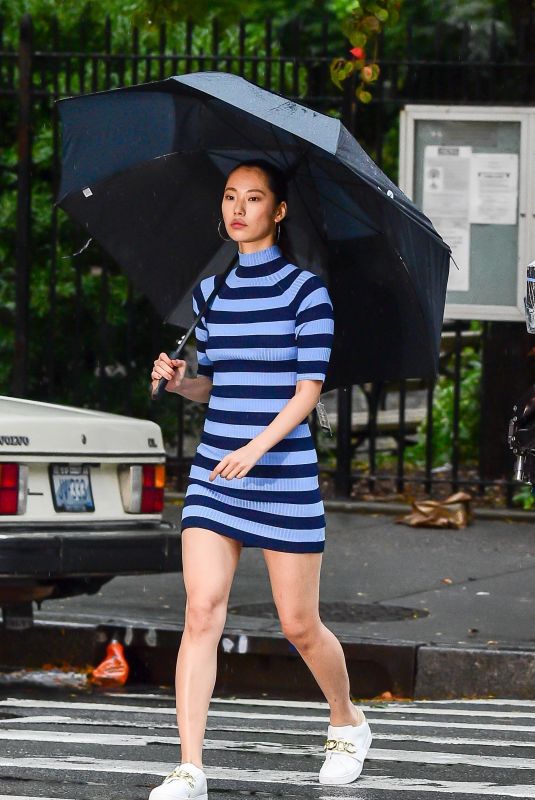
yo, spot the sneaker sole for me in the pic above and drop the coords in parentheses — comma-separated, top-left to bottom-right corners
(318, 727, 373, 785)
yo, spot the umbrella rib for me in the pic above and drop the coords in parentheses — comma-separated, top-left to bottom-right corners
(204, 102, 332, 250)
(203, 98, 305, 172)
(312, 184, 383, 237)
(288, 162, 383, 237)
(268, 124, 331, 246)
(317, 168, 451, 254)
(264, 140, 441, 247)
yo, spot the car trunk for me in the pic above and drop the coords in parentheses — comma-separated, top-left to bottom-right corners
(0, 396, 166, 524)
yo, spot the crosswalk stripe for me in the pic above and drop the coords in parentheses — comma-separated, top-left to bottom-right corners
(0, 716, 535, 748)
(6, 692, 535, 712)
(3, 696, 535, 720)
(2, 726, 535, 752)
(203, 696, 535, 715)
(1, 783, 533, 800)
(1, 755, 535, 797)
(320, 779, 535, 797)
(0, 756, 317, 782)
(0, 796, 78, 800)
(1, 739, 534, 771)
(107, 692, 535, 710)
(3, 700, 535, 734)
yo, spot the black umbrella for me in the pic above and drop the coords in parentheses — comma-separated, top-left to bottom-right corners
(54, 70, 451, 394)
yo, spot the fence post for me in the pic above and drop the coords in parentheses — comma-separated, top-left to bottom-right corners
(13, 13, 33, 398)
(334, 386, 352, 497)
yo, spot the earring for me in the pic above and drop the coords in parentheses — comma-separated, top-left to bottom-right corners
(218, 219, 232, 241)
(276, 223, 281, 242)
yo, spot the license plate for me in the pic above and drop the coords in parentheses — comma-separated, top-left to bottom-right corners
(50, 464, 95, 512)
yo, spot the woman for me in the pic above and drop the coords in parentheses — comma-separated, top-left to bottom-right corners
(148, 159, 372, 800)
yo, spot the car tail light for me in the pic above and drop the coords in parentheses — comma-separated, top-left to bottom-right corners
(118, 464, 165, 513)
(0, 463, 28, 515)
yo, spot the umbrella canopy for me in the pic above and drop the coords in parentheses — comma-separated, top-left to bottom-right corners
(54, 70, 451, 392)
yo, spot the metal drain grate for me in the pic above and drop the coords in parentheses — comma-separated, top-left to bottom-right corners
(228, 601, 428, 623)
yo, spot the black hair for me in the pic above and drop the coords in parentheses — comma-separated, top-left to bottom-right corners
(226, 158, 298, 265)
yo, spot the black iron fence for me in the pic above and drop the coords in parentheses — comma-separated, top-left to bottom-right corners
(1, 11, 534, 506)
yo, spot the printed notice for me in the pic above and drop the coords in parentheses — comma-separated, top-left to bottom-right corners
(469, 152, 519, 225)
(423, 145, 472, 292)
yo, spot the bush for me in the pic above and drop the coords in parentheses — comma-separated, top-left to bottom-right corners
(405, 337, 482, 469)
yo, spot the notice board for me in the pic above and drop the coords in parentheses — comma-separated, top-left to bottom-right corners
(399, 106, 533, 321)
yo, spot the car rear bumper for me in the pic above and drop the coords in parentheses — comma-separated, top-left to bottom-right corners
(0, 522, 182, 578)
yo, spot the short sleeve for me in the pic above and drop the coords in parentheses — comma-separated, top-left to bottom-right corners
(294, 274, 334, 382)
(192, 280, 214, 380)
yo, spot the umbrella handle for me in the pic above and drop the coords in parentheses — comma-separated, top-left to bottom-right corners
(151, 256, 237, 402)
(151, 336, 187, 401)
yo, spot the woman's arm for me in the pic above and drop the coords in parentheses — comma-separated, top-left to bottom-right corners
(253, 380, 321, 454)
(172, 373, 213, 404)
(151, 353, 212, 404)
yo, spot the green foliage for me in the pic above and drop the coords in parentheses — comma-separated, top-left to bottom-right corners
(0, 2, 317, 448)
(405, 334, 482, 469)
(328, 0, 402, 103)
(391, 0, 512, 59)
(314, 423, 337, 466)
(327, 0, 517, 107)
(512, 482, 535, 510)
(379, 118, 400, 183)
(0, 0, 512, 454)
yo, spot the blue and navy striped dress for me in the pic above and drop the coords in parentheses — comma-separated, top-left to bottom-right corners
(180, 242, 334, 553)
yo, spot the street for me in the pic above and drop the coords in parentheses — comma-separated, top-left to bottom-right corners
(1, 689, 534, 798)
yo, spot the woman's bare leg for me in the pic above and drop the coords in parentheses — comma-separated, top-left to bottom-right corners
(263, 549, 362, 726)
(176, 527, 242, 767)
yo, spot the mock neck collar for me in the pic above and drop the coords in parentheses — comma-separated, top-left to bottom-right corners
(238, 243, 282, 266)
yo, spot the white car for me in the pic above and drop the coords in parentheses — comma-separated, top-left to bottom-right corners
(0, 395, 180, 629)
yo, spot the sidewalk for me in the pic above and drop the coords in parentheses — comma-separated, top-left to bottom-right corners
(20, 499, 534, 700)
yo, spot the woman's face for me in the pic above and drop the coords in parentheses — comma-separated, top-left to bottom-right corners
(221, 166, 286, 245)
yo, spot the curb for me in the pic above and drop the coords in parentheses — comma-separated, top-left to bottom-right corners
(415, 643, 535, 699)
(2, 618, 534, 700)
(165, 491, 535, 523)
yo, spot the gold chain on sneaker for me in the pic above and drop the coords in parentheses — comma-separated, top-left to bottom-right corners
(163, 767, 196, 789)
(324, 737, 357, 753)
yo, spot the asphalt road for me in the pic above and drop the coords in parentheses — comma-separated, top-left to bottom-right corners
(0, 688, 534, 798)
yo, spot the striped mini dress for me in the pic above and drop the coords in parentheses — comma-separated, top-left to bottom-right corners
(180, 242, 334, 553)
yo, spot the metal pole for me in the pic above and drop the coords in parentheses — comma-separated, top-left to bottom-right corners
(334, 386, 352, 497)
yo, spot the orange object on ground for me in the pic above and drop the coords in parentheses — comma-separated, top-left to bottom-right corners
(90, 639, 129, 686)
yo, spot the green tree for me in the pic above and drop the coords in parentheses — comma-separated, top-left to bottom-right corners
(329, 0, 403, 104)
(0, 2, 323, 445)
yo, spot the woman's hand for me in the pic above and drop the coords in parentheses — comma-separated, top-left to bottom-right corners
(151, 352, 186, 395)
(209, 440, 266, 481)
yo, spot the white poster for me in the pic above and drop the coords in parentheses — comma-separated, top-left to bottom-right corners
(423, 145, 472, 292)
(469, 152, 519, 225)
(434, 219, 471, 291)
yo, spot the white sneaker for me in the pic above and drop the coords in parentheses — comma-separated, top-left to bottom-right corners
(148, 761, 208, 799)
(318, 711, 372, 785)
